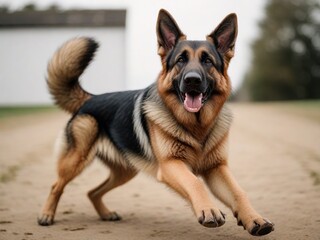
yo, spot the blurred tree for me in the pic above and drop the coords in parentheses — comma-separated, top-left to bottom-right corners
(21, 3, 37, 11)
(18, 2, 61, 12)
(47, 4, 60, 11)
(239, 0, 320, 101)
(0, 5, 9, 13)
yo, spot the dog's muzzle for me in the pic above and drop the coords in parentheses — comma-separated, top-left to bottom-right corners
(179, 71, 207, 113)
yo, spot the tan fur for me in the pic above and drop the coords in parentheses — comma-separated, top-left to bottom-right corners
(47, 38, 92, 113)
(203, 165, 268, 231)
(94, 137, 129, 169)
(144, 101, 232, 173)
(156, 159, 223, 222)
(88, 165, 137, 221)
(40, 115, 98, 224)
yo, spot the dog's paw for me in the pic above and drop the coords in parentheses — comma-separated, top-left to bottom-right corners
(100, 211, 122, 221)
(198, 209, 226, 228)
(38, 213, 54, 226)
(235, 211, 274, 236)
(248, 218, 274, 236)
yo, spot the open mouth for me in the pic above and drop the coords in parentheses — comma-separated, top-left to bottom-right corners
(180, 91, 207, 113)
(173, 77, 213, 113)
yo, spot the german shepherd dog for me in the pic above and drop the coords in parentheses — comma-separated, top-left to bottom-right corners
(38, 9, 274, 236)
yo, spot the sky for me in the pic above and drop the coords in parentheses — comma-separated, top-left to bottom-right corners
(0, 0, 267, 91)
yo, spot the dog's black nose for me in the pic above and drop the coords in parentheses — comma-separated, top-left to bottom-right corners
(184, 72, 202, 86)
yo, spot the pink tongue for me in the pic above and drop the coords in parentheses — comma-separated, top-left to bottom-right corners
(183, 93, 203, 112)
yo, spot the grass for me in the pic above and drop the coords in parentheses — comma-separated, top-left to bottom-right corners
(0, 105, 58, 118)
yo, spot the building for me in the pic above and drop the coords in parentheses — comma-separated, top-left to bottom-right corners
(0, 9, 126, 105)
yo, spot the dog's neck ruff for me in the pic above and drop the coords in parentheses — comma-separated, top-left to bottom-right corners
(142, 84, 233, 148)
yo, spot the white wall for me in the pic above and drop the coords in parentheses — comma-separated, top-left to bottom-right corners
(0, 27, 125, 105)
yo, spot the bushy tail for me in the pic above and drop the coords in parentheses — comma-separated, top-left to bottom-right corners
(47, 37, 99, 113)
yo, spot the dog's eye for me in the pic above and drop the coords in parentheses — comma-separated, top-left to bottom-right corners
(176, 51, 188, 65)
(201, 52, 214, 66)
(177, 56, 186, 63)
(204, 57, 213, 65)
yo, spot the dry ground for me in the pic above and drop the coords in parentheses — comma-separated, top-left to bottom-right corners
(0, 103, 319, 240)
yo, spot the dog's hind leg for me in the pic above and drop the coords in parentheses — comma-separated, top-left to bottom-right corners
(38, 115, 98, 226)
(88, 164, 137, 221)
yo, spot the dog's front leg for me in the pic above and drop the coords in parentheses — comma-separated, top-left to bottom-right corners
(157, 160, 226, 228)
(203, 164, 274, 236)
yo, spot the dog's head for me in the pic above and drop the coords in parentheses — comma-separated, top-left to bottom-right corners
(156, 9, 237, 115)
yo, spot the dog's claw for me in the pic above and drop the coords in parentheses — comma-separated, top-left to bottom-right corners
(198, 209, 225, 228)
(100, 211, 122, 221)
(249, 218, 274, 236)
(220, 210, 226, 219)
(38, 214, 54, 226)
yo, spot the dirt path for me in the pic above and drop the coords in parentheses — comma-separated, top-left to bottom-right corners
(0, 103, 319, 240)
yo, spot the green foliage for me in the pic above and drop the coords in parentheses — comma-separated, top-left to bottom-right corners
(240, 0, 320, 101)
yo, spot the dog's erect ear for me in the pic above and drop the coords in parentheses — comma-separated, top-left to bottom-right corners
(157, 9, 185, 57)
(207, 13, 238, 60)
